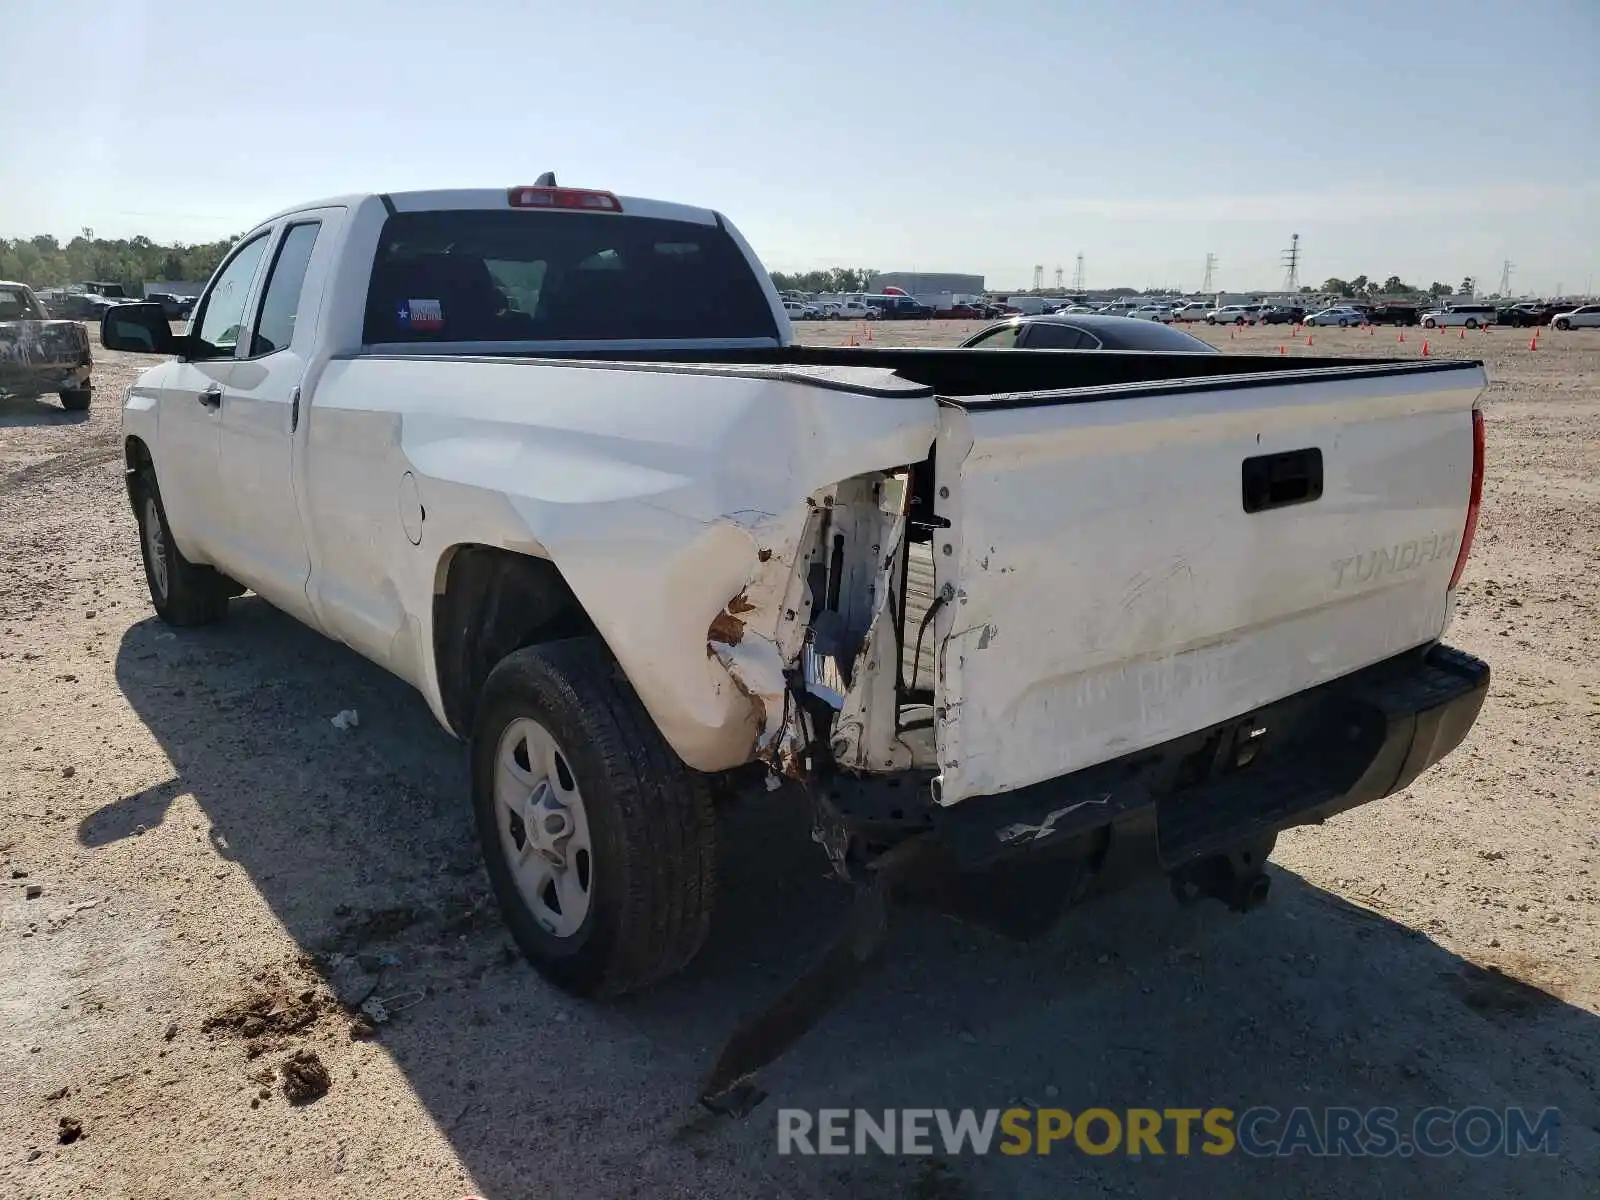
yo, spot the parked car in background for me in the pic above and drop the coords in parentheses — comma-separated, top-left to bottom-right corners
(42, 291, 120, 321)
(0, 280, 94, 410)
(782, 300, 820, 321)
(1126, 304, 1164, 322)
(1552, 304, 1600, 330)
(1304, 306, 1366, 327)
(1258, 306, 1304, 325)
(1172, 301, 1211, 322)
(960, 313, 1220, 352)
(869, 295, 933, 319)
(1420, 303, 1497, 329)
(1207, 304, 1260, 325)
(1364, 303, 1421, 327)
(147, 292, 199, 321)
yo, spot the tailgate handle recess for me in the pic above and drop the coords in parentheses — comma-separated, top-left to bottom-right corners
(1242, 447, 1323, 513)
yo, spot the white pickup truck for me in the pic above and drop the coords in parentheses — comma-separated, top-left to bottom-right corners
(105, 183, 1490, 1047)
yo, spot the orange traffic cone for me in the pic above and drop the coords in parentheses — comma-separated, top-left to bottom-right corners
(1279, 344, 1286, 356)
(1458, 327, 1465, 339)
(866, 324, 874, 342)
(1422, 340, 1430, 357)
(1306, 334, 1314, 346)
(1528, 335, 1538, 351)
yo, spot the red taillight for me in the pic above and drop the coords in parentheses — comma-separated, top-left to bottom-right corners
(507, 186, 622, 212)
(1449, 406, 1485, 590)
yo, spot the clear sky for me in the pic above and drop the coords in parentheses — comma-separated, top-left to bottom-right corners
(6, 0, 1597, 294)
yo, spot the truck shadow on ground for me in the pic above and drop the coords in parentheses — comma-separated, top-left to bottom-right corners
(91, 599, 1599, 1199)
(0, 396, 89, 427)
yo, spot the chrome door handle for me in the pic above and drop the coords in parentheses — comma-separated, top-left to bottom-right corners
(199, 384, 223, 409)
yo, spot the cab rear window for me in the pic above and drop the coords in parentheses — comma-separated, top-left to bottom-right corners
(363, 209, 779, 343)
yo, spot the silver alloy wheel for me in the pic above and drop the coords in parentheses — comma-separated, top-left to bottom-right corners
(494, 716, 594, 938)
(144, 496, 169, 600)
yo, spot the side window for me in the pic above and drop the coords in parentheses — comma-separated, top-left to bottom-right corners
(1022, 323, 1087, 350)
(249, 222, 322, 356)
(969, 324, 1021, 349)
(193, 234, 271, 359)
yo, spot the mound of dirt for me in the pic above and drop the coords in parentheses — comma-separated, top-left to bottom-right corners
(203, 981, 330, 1046)
(279, 1049, 331, 1105)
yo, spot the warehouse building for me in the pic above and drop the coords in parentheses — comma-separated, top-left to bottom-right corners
(870, 271, 985, 297)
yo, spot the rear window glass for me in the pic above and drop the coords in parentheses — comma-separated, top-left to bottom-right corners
(363, 209, 779, 343)
(0, 286, 42, 320)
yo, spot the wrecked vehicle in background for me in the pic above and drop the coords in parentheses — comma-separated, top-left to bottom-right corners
(104, 183, 1491, 1101)
(0, 280, 93, 410)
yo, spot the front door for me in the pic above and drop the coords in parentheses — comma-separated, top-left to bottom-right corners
(215, 212, 342, 626)
(156, 232, 272, 566)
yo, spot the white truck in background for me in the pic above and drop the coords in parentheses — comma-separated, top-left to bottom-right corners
(105, 181, 1491, 1100)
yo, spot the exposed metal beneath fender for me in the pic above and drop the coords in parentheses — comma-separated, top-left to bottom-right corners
(704, 468, 929, 782)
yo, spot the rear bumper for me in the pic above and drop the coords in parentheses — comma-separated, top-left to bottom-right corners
(0, 362, 91, 396)
(927, 643, 1489, 873)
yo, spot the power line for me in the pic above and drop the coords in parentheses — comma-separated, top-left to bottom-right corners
(1498, 259, 1513, 296)
(1054, 264, 1064, 290)
(1281, 233, 1301, 292)
(1201, 252, 1216, 294)
(1070, 253, 1085, 292)
(1032, 264, 1044, 291)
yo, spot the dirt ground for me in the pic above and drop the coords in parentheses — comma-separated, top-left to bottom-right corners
(2, 319, 1597, 1199)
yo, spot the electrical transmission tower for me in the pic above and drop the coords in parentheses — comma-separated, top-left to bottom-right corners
(1201, 253, 1216, 293)
(1054, 265, 1064, 290)
(1032, 264, 1044, 291)
(1070, 253, 1085, 292)
(1281, 233, 1301, 292)
(1498, 259, 1513, 296)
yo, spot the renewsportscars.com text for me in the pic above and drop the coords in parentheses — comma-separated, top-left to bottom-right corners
(777, 1106, 1561, 1158)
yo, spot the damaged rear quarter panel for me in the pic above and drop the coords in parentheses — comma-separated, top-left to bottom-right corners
(357, 356, 938, 771)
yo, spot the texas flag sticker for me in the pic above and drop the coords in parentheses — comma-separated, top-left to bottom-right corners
(397, 298, 444, 332)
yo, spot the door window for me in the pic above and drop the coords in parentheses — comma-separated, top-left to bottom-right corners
(967, 324, 1021, 348)
(249, 222, 323, 356)
(192, 234, 271, 359)
(1023, 323, 1090, 349)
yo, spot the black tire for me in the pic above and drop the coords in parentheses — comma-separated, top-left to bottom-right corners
(1465, 318, 1478, 329)
(132, 469, 231, 626)
(1338, 318, 1349, 327)
(1554, 319, 1570, 331)
(1207, 317, 1216, 325)
(472, 637, 716, 998)
(59, 388, 92, 411)
(1424, 318, 1437, 329)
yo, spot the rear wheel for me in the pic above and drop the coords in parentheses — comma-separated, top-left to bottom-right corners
(132, 470, 231, 626)
(59, 388, 92, 411)
(472, 638, 716, 997)
(1424, 318, 1437, 329)
(1465, 318, 1478, 329)
(1338, 318, 1349, 327)
(1554, 318, 1570, 331)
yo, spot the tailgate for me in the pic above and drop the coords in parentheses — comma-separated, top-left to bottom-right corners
(0, 320, 89, 370)
(929, 361, 1486, 806)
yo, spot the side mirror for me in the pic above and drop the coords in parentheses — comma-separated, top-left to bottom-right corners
(101, 302, 183, 356)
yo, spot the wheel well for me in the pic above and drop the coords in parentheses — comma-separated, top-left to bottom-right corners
(125, 436, 153, 503)
(433, 545, 595, 738)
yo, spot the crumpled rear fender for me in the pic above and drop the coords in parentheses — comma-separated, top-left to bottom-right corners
(395, 363, 938, 771)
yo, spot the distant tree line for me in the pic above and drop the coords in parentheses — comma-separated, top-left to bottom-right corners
(0, 229, 238, 294)
(1320, 275, 1475, 299)
(768, 267, 877, 293)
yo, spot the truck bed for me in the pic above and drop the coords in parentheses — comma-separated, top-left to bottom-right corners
(354, 342, 1475, 402)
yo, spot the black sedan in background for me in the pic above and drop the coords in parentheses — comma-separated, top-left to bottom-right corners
(960, 313, 1220, 352)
